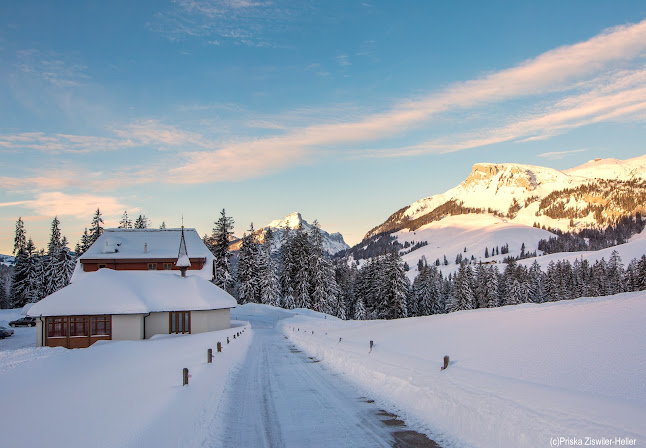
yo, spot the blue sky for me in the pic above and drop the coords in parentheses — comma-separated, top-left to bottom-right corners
(2, 1, 646, 253)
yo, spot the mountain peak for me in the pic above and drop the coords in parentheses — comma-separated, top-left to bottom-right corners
(267, 212, 304, 230)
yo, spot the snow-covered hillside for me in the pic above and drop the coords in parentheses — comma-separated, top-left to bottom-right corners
(518, 224, 646, 272)
(366, 154, 646, 239)
(283, 291, 646, 447)
(390, 214, 553, 279)
(231, 212, 349, 255)
(564, 154, 646, 180)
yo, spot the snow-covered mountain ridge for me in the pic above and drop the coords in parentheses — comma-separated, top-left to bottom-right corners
(230, 212, 349, 255)
(366, 154, 646, 240)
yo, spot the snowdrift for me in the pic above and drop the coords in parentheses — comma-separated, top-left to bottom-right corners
(282, 292, 646, 447)
(0, 324, 251, 448)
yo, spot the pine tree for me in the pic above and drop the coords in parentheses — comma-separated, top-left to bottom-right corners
(47, 217, 63, 255)
(637, 255, 646, 291)
(237, 224, 261, 304)
(159, 222, 167, 230)
(119, 211, 133, 229)
(259, 228, 281, 307)
(13, 217, 27, 255)
(606, 250, 624, 295)
(211, 209, 235, 293)
(528, 260, 544, 303)
(310, 221, 339, 316)
(451, 264, 474, 312)
(134, 215, 149, 229)
(377, 251, 409, 319)
(485, 266, 499, 308)
(89, 208, 104, 246)
(292, 225, 312, 309)
(353, 297, 367, 320)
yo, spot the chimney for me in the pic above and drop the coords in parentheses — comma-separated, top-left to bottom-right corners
(144, 242, 148, 254)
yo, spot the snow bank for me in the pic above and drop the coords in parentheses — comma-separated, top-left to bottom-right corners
(282, 292, 646, 448)
(0, 324, 251, 448)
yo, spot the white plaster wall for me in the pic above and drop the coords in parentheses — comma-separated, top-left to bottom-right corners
(145, 312, 169, 339)
(191, 309, 231, 333)
(112, 315, 144, 340)
(35, 319, 43, 347)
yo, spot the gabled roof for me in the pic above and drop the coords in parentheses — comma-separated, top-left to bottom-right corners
(79, 228, 210, 260)
(28, 269, 236, 317)
(73, 228, 214, 281)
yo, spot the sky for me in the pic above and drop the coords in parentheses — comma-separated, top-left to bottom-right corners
(1, 0, 646, 254)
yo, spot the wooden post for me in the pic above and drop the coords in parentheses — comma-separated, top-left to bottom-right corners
(183, 368, 189, 386)
(208, 348, 213, 363)
(312, 331, 314, 335)
(339, 337, 342, 343)
(217, 342, 222, 353)
(227, 337, 230, 344)
(369, 340, 373, 353)
(442, 355, 450, 370)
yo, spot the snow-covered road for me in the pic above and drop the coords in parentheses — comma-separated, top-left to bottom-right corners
(221, 305, 438, 448)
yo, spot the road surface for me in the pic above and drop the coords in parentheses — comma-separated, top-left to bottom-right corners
(219, 306, 438, 448)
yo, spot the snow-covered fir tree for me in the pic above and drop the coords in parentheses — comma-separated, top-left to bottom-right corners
(309, 221, 340, 316)
(119, 211, 133, 229)
(13, 217, 27, 255)
(353, 297, 367, 320)
(89, 208, 104, 246)
(211, 209, 235, 294)
(259, 228, 281, 307)
(134, 215, 149, 229)
(237, 224, 261, 304)
(606, 250, 625, 295)
(450, 264, 474, 312)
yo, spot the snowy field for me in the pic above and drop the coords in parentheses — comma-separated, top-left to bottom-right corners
(282, 292, 646, 448)
(0, 321, 251, 448)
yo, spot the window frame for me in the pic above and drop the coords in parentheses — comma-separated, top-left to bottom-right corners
(90, 315, 111, 337)
(148, 263, 157, 270)
(169, 311, 191, 334)
(47, 317, 68, 338)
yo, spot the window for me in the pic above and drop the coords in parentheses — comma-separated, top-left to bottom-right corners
(163, 263, 172, 270)
(169, 312, 191, 334)
(98, 264, 107, 269)
(69, 317, 89, 337)
(91, 316, 111, 336)
(148, 263, 157, 270)
(47, 317, 67, 338)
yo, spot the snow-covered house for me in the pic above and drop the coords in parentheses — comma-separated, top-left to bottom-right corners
(74, 228, 214, 280)
(28, 227, 237, 349)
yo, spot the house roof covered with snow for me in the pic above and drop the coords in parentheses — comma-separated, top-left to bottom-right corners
(79, 228, 211, 261)
(73, 228, 215, 281)
(28, 269, 236, 317)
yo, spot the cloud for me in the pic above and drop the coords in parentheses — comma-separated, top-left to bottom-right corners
(336, 54, 351, 67)
(165, 18, 646, 180)
(0, 120, 212, 154)
(538, 149, 587, 160)
(151, 0, 298, 47)
(18, 192, 130, 218)
(14, 49, 90, 88)
(8, 19, 646, 188)
(366, 67, 646, 157)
